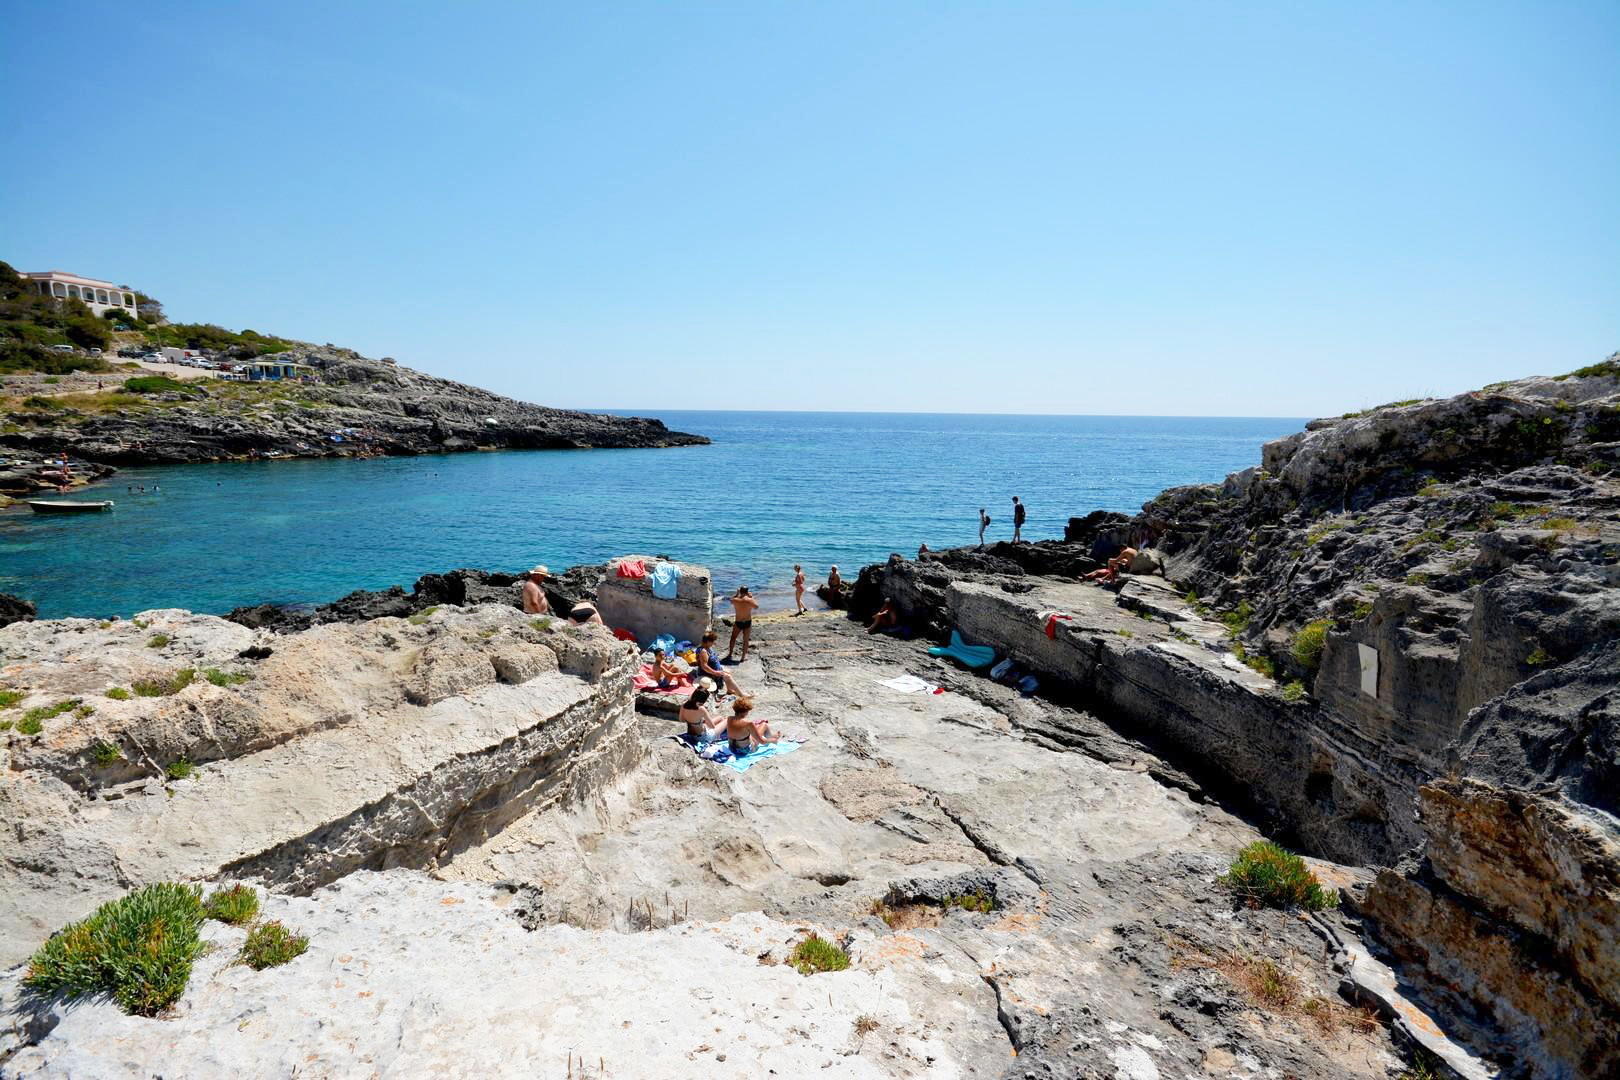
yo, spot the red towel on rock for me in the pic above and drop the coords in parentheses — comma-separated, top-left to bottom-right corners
(611, 627, 638, 642)
(616, 558, 648, 579)
(632, 665, 694, 693)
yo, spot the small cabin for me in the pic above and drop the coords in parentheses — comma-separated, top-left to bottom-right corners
(246, 360, 312, 382)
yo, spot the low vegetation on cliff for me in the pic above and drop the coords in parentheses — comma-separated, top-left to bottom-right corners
(1221, 842, 1337, 911)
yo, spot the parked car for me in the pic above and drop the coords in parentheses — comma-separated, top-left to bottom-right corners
(87, 348, 102, 357)
(49, 344, 74, 353)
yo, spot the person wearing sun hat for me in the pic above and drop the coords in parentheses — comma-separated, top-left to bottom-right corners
(521, 565, 551, 615)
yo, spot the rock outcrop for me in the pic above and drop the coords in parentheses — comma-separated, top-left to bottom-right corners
(1, 345, 708, 465)
(845, 354, 1620, 1079)
(0, 593, 35, 628)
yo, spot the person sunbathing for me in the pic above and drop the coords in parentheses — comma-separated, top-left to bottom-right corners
(1084, 547, 1139, 583)
(649, 648, 681, 689)
(695, 630, 742, 696)
(677, 682, 724, 745)
(725, 696, 780, 757)
(867, 599, 899, 634)
(568, 600, 605, 624)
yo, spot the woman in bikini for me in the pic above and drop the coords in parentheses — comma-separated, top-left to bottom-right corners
(793, 565, 807, 616)
(724, 696, 780, 758)
(676, 681, 723, 745)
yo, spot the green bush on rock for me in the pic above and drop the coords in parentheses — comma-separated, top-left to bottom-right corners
(239, 921, 308, 970)
(788, 934, 850, 975)
(203, 884, 260, 925)
(22, 882, 206, 1016)
(1221, 841, 1337, 911)
(1290, 619, 1333, 670)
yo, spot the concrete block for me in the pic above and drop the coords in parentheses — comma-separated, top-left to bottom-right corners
(594, 556, 713, 646)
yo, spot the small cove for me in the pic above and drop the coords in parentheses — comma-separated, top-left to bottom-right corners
(2, 410, 1302, 618)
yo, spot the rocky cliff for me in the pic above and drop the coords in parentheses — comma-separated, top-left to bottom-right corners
(1, 345, 707, 464)
(849, 353, 1620, 1078)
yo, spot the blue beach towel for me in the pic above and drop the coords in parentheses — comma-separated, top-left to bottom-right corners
(928, 630, 997, 669)
(677, 736, 802, 773)
(650, 562, 680, 599)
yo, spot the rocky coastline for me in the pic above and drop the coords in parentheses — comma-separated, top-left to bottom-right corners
(0, 345, 708, 468)
(1, 355, 1616, 1078)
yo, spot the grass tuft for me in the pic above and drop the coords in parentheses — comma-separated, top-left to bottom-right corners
(105, 686, 131, 700)
(22, 882, 206, 1016)
(19, 698, 81, 734)
(239, 921, 308, 970)
(89, 740, 124, 766)
(133, 669, 195, 697)
(1290, 619, 1333, 670)
(0, 689, 23, 709)
(1281, 680, 1307, 703)
(406, 605, 440, 626)
(1222, 841, 1337, 911)
(1525, 646, 1553, 666)
(203, 884, 260, 925)
(145, 633, 171, 649)
(789, 934, 850, 975)
(203, 667, 252, 687)
(166, 758, 196, 781)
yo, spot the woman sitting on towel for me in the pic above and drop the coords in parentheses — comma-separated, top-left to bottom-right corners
(695, 631, 742, 697)
(677, 681, 723, 745)
(725, 696, 780, 757)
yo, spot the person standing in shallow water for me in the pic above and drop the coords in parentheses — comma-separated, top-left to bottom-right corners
(793, 565, 807, 616)
(978, 507, 991, 548)
(1012, 496, 1026, 543)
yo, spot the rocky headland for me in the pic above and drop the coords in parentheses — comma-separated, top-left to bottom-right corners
(1, 355, 1617, 1078)
(0, 345, 707, 467)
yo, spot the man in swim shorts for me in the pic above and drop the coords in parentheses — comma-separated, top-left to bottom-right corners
(725, 586, 759, 661)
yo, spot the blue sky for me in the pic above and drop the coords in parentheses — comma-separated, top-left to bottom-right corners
(4, 1, 1616, 416)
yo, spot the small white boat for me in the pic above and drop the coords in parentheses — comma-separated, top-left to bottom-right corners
(27, 500, 115, 514)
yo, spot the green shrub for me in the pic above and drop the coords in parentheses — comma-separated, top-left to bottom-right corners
(166, 758, 196, 781)
(20, 698, 81, 732)
(145, 633, 171, 649)
(1232, 643, 1274, 679)
(239, 921, 308, 970)
(1281, 681, 1307, 703)
(1404, 573, 1430, 586)
(406, 605, 440, 626)
(105, 687, 131, 700)
(203, 667, 251, 687)
(203, 885, 260, 925)
(21, 395, 60, 410)
(788, 934, 850, 975)
(89, 740, 124, 766)
(943, 890, 996, 914)
(1290, 619, 1333, 670)
(1221, 841, 1337, 911)
(1526, 646, 1553, 666)
(41, 375, 61, 384)
(22, 882, 206, 1015)
(133, 669, 195, 697)
(123, 375, 189, 394)
(0, 689, 23, 708)
(74, 704, 95, 719)
(1219, 601, 1253, 635)
(1351, 601, 1374, 620)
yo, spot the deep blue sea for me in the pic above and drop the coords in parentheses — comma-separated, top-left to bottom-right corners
(1, 411, 1302, 619)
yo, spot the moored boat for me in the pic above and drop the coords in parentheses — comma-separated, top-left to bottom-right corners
(26, 500, 115, 514)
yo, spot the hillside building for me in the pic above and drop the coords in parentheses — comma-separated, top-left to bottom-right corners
(21, 271, 139, 319)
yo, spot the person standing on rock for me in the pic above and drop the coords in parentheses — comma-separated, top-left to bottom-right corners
(725, 587, 759, 662)
(1012, 496, 1026, 543)
(521, 566, 551, 615)
(793, 565, 807, 616)
(978, 507, 991, 548)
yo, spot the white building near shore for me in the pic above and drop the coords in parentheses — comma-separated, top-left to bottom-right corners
(21, 271, 138, 319)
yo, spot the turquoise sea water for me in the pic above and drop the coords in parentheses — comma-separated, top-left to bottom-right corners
(1, 411, 1302, 619)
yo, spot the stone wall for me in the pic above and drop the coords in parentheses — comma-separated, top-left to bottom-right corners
(593, 556, 713, 646)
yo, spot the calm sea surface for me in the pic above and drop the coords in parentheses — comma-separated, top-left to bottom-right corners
(2, 411, 1302, 619)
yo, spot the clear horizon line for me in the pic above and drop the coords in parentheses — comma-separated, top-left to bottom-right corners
(578, 405, 1312, 421)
